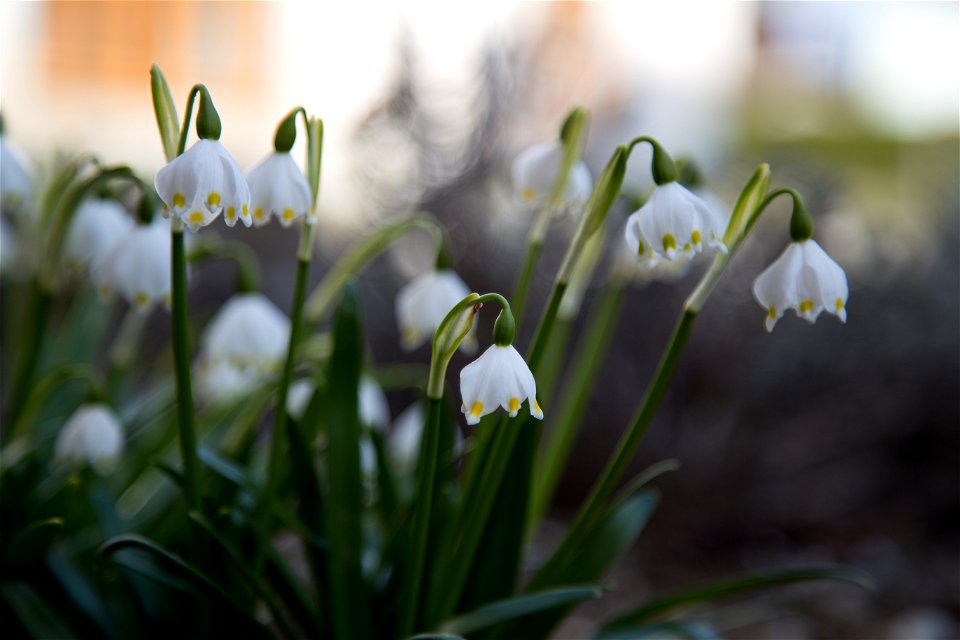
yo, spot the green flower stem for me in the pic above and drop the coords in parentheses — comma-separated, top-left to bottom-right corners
(6, 286, 53, 426)
(527, 163, 773, 591)
(257, 226, 313, 566)
(510, 208, 549, 326)
(528, 277, 627, 533)
(399, 395, 444, 637)
(170, 222, 201, 511)
(527, 307, 697, 591)
(303, 214, 444, 323)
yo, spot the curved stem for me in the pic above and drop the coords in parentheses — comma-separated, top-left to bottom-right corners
(175, 85, 204, 157)
(7, 363, 102, 443)
(170, 224, 200, 510)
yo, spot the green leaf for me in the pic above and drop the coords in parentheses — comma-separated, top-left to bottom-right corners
(151, 64, 180, 162)
(324, 281, 371, 639)
(438, 585, 602, 636)
(98, 534, 264, 630)
(3, 517, 63, 567)
(504, 490, 660, 639)
(601, 565, 876, 631)
(596, 620, 720, 640)
(2, 582, 75, 638)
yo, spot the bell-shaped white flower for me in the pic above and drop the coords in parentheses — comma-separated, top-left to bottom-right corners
(202, 293, 290, 371)
(64, 199, 134, 270)
(54, 404, 125, 475)
(624, 182, 727, 267)
(753, 239, 848, 332)
(196, 293, 290, 404)
(460, 344, 542, 425)
(396, 269, 475, 352)
(155, 139, 251, 232)
(94, 219, 171, 312)
(246, 152, 312, 227)
(1, 135, 32, 213)
(511, 142, 592, 210)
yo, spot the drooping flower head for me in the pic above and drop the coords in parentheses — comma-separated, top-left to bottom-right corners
(246, 152, 312, 227)
(751, 189, 848, 332)
(753, 239, 848, 332)
(64, 199, 134, 271)
(154, 87, 250, 231)
(0, 133, 32, 214)
(202, 293, 290, 372)
(93, 218, 171, 312)
(623, 139, 727, 268)
(396, 268, 475, 352)
(460, 343, 542, 425)
(155, 139, 251, 231)
(54, 404, 125, 475)
(511, 142, 592, 210)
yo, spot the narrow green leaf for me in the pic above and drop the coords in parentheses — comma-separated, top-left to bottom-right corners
(47, 549, 116, 636)
(505, 490, 659, 639)
(602, 565, 876, 631)
(3, 517, 63, 567)
(98, 534, 259, 624)
(151, 64, 180, 162)
(438, 585, 602, 636)
(324, 281, 371, 639)
(1, 582, 75, 638)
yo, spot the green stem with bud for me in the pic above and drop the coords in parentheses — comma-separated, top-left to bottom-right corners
(527, 164, 772, 591)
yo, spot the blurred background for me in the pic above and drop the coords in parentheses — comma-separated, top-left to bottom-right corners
(2, 2, 957, 637)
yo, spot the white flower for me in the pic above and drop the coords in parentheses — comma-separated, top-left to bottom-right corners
(94, 219, 171, 312)
(459, 344, 542, 426)
(54, 404, 125, 474)
(64, 199, 134, 270)
(624, 182, 727, 267)
(511, 142, 592, 209)
(396, 269, 475, 352)
(752, 239, 849, 332)
(246, 152, 312, 227)
(1, 135, 32, 213)
(389, 401, 464, 474)
(202, 293, 290, 371)
(155, 139, 251, 231)
(196, 293, 290, 403)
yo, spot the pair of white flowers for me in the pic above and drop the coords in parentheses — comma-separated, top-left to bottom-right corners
(155, 139, 311, 232)
(62, 200, 174, 311)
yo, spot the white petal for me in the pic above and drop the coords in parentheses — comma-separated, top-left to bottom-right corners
(64, 199, 133, 269)
(395, 269, 472, 351)
(202, 293, 290, 369)
(108, 220, 171, 312)
(359, 376, 391, 432)
(54, 404, 124, 474)
(800, 240, 849, 323)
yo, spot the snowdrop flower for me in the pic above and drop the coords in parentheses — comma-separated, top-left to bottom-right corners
(624, 182, 727, 268)
(0, 135, 32, 213)
(389, 401, 464, 473)
(460, 344, 542, 426)
(246, 152, 312, 227)
(196, 293, 290, 403)
(511, 142, 592, 210)
(753, 239, 848, 332)
(155, 139, 251, 231)
(202, 293, 290, 372)
(94, 219, 171, 311)
(396, 269, 475, 352)
(63, 199, 133, 270)
(54, 404, 125, 475)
